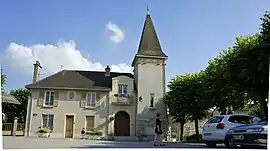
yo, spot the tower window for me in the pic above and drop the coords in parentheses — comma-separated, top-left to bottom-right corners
(150, 93, 154, 108)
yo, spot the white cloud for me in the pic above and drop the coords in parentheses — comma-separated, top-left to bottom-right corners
(1, 41, 132, 78)
(106, 22, 124, 44)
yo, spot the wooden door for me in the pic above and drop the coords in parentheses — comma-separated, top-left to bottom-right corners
(65, 115, 74, 138)
(114, 111, 130, 136)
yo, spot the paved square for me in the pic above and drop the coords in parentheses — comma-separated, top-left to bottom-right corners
(3, 136, 210, 149)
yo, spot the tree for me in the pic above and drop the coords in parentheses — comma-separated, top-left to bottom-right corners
(227, 12, 270, 117)
(164, 93, 188, 141)
(1, 72, 7, 92)
(166, 71, 211, 140)
(2, 89, 30, 123)
(205, 47, 248, 113)
(203, 11, 270, 117)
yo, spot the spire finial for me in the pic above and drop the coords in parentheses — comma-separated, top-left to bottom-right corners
(146, 6, 150, 15)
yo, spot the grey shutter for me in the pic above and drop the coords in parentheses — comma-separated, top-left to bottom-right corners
(80, 92, 87, 108)
(37, 90, 44, 107)
(53, 91, 59, 107)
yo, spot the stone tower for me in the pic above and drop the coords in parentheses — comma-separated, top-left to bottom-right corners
(132, 9, 168, 139)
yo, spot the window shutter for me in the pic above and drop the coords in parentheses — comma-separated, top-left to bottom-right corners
(86, 116, 95, 131)
(53, 91, 59, 107)
(80, 92, 87, 108)
(37, 90, 44, 107)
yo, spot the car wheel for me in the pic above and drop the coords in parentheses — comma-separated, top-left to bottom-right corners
(225, 136, 237, 148)
(205, 142, 217, 148)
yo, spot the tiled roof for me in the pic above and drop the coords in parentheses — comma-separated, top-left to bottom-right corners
(2, 94, 21, 104)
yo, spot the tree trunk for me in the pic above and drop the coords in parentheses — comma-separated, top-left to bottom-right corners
(194, 119, 199, 140)
(219, 107, 227, 115)
(259, 99, 268, 118)
(180, 121, 184, 141)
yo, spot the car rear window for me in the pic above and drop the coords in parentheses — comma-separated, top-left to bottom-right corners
(206, 116, 224, 124)
(228, 115, 253, 124)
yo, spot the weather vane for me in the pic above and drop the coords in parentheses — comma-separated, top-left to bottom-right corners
(147, 6, 150, 15)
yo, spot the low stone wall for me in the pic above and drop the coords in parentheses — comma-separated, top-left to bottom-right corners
(183, 119, 208, 137)
(170, 110, 249, 138)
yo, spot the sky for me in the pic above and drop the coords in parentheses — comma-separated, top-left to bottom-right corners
(0, 0, 269, 91)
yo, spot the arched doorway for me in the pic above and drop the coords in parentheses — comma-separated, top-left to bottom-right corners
(114, 111, 130, 136)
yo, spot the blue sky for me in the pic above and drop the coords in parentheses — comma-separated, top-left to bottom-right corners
(0, 0, 269, 91)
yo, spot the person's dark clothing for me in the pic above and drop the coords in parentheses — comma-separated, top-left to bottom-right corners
(81, 130, 85, 135)
(155, 118, 162, 134)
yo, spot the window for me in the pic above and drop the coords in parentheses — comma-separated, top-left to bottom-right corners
(86, 93, 96, 107)
(228, 115, 253, 124)
(42, 114, 54, 130)
(44, 91, 54, 106)
(150, 93, 154, 108)
(118, 84, 128, 94)
(85, 116, 95, 131)
(67, 91, 76, 100)
(206, 116, 224, 124)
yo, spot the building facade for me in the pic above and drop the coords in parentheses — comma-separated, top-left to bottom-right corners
(24, 10, 168, 140)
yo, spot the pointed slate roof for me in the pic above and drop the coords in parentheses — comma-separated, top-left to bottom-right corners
(132, 10, 167, 66)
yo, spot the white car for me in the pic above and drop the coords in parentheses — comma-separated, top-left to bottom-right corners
(202, 114, 253, 147)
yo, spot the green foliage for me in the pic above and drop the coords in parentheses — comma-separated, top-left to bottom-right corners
(1, 72, 7, 92)
(166, 11, 270, 140)
(260, 11, 270, 43)
(86, 131, 102, 136)
(37, 126, 51, 133)
(2, 88, 30, 122)
(166, 71, 211, 139)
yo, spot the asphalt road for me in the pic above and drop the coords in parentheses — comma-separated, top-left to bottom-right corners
(3, 136, 226, 149)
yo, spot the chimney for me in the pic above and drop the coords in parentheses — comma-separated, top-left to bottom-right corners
(105, 65, 110, 76)
(33, 61, 42, 83)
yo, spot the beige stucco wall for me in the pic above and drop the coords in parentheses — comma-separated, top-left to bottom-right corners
(134, 58, 168, 137)
(28, 89, 109, 138)
(27, 75, 137, 138)
(108, 75, 137, 136)
(136, 61, 167, 119)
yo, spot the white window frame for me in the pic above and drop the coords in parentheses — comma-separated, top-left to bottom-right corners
(67, 91, 76, 101)
(44, 91, 55, 106)
(85, 92, 96, 108)
(118, 84, 128, 94)
(42, 114, 54, 130)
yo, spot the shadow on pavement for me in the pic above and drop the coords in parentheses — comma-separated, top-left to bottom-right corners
(70, 141, 210, 148)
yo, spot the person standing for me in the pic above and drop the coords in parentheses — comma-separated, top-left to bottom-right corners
(80, 128, 86, 139)
(154, 113, 165, 146)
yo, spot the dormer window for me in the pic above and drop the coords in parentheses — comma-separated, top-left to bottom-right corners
(118, 84, 128, 95)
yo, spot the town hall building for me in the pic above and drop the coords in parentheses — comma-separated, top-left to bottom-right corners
(24, 10, 168, 140)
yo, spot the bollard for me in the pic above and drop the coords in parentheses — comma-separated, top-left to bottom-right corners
(12, 117, 18, 136)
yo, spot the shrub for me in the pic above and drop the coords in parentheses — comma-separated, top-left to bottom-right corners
(184, 134, 202, 142)
(37, 126, 51, 133)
